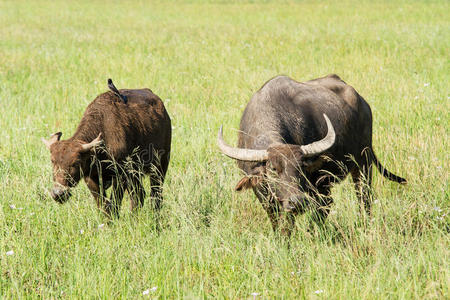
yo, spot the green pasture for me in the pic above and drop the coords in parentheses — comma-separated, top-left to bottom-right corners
(0, 0, 448, 298)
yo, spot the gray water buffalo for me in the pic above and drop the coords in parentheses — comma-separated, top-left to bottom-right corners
(42, 79, 171, 218)
(218, 74, 406, 236)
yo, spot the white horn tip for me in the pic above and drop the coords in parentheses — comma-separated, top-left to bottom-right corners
(218, 125, 224, 139)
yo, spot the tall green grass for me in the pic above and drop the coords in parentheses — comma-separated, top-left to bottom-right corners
(0, 0, 448, 298)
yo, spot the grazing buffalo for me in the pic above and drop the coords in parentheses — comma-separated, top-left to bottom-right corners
(42, 80, 171, 218)
(218, 74, 406, 235)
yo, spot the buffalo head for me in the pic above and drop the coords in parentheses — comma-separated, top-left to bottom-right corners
(218, 114, 335, 212)
(42, 132, 102, 203)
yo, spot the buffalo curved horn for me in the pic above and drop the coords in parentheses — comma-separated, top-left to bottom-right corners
(41, 132, 62, 149)
(217, 126, 268, 161)
(81, 133, 103, 152)
(300, 114, 336, 157)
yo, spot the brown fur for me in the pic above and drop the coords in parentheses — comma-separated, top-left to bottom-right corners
(43, 88, 171, 218)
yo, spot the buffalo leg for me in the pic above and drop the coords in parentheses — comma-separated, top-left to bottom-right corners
(104, 177, 126, 218)
(260, 200, 295, 237)
(277, 212, 296, 237)
(85, 176, 109, 213)
(351, 164, 373, 216)
(253, 186, 284, 233)
(311, 185, 334, 225)
(254, 185, 296, 237)
(149, 174, 164, 211)
(263, 204, 283, 233)
(149, 154, 169, 211)
(129, 177, 146, 211)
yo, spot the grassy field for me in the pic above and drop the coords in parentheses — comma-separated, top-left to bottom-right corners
(0, 0, 448, 298)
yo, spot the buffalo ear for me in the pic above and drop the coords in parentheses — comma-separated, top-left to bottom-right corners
(42, 132, 62, 149)
(235, 177, 252, 191)
(235, 176, 260, 191)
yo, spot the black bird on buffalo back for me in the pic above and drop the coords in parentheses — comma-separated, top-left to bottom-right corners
(108, 78, 128, 104)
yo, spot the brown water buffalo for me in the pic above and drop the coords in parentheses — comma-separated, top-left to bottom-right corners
(218, 74, 406, 236)
(42, 79, 171, 218)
